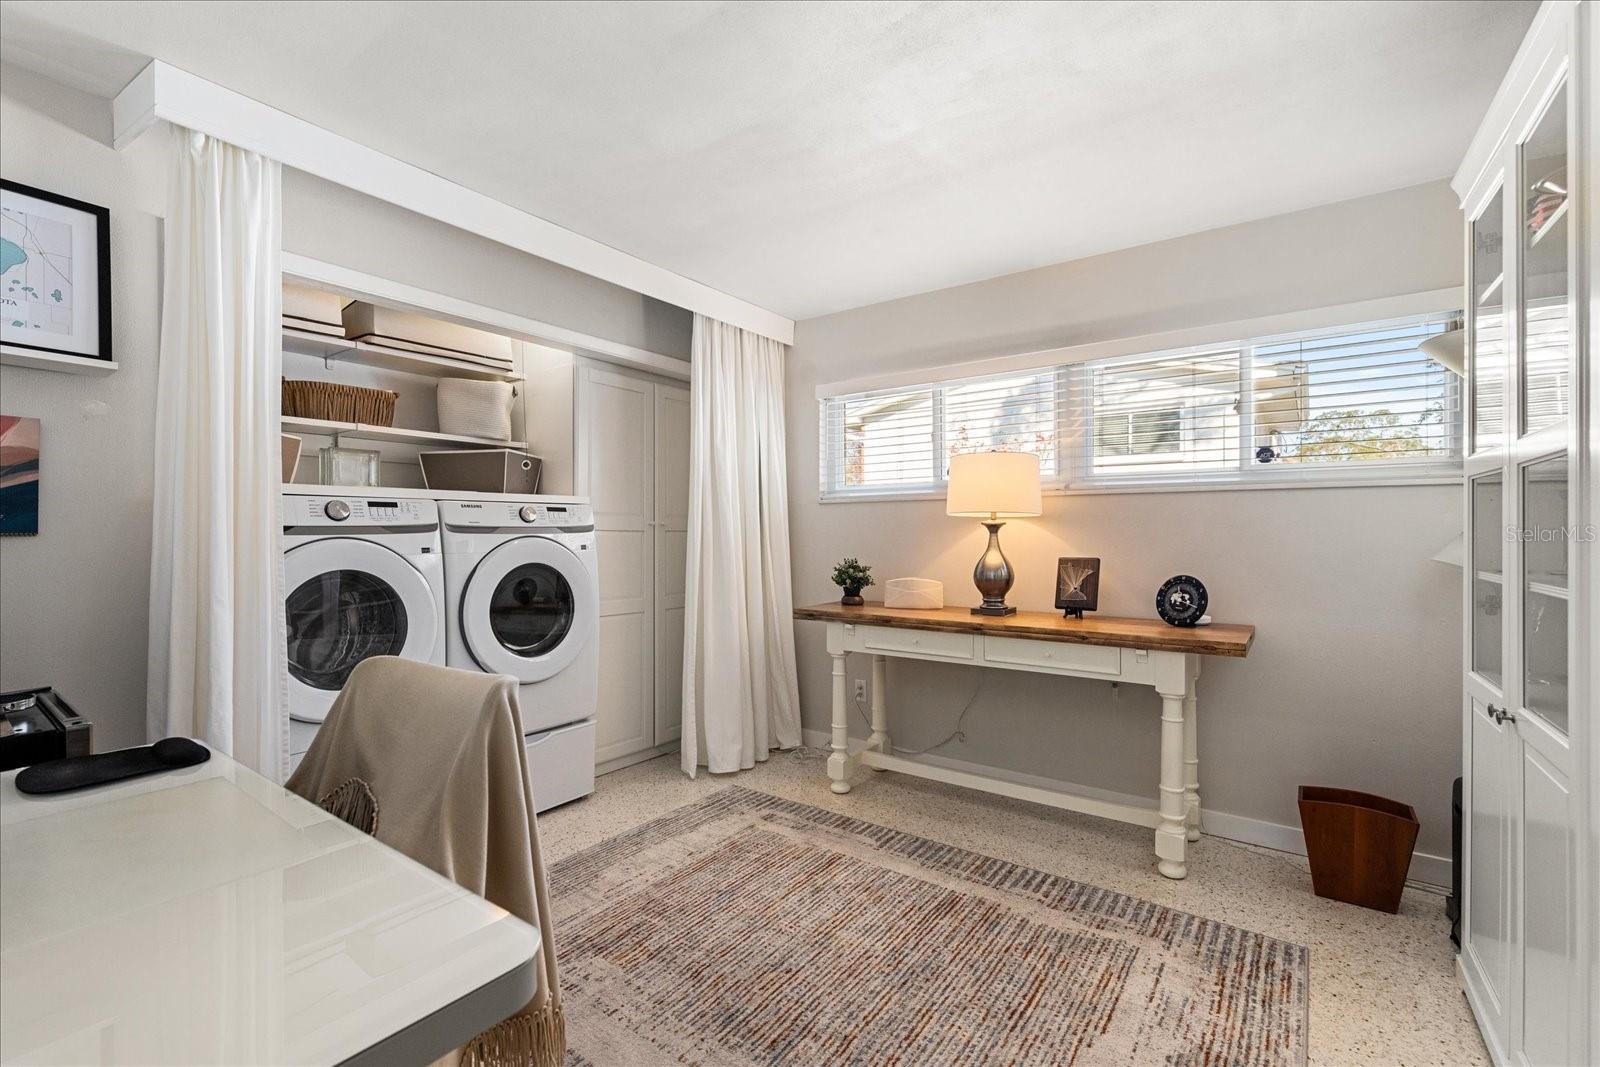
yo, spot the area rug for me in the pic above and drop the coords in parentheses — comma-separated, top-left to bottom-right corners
(551, 787, 1307, 1066)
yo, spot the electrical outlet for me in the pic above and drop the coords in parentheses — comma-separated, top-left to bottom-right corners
(853, 680, 867, 702)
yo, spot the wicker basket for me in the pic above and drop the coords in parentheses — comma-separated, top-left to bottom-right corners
(282, 380, 398, 426)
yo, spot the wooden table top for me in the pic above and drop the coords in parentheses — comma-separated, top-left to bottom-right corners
(794, 601, 1255, 657)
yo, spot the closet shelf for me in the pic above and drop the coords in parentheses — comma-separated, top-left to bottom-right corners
(1528, 576, 1569, 600)
(283, 416, 526, 450)
(1474, 569, 1569, 599)
(283, 327, 523, 383)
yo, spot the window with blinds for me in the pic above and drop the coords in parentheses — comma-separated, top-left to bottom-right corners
(818, 311, 1461, 498)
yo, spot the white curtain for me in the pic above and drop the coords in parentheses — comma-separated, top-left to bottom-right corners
(147, 130, 288, 781)
(681, 314, 803, 777)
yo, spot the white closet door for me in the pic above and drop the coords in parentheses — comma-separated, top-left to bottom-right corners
(577, 365, 655, 764)
(653, 383, 691, 744)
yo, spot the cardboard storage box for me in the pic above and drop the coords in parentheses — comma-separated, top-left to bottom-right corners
(342, 302, 514, 370)
(283, 284, 346, 338)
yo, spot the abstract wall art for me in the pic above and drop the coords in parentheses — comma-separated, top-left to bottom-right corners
(0, 415, 40, 536)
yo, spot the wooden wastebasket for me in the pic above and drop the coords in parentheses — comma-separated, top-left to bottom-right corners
(1298, 786, 1420, 913)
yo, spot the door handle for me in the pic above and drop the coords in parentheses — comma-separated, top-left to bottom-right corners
(1487, 704, 1514, 725)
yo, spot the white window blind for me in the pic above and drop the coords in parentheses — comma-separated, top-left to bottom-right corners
(818, 311, 1461, 499)
(820, 369, 1059, 496)
(1087, 349, 1241, 478)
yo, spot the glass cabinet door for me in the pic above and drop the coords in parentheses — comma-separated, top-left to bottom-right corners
(1471, 471, 1504, 686)
(1520, 453, 1568, 733)
(1519, 86, 1569, 436)
(1471, 188, 1506, 451)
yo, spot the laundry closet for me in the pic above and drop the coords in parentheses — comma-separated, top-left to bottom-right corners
(278, 268, 690, 803)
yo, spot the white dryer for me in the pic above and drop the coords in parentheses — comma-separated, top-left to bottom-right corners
(440, 497, 598, 811)
(283, 493, 447, 770)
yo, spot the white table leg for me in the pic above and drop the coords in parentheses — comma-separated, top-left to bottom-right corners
(827, 648, 851, 794)
(1183, 657, 1200, 842)
(1154, 655, 1189, 879)
(868, 655, 891, 756)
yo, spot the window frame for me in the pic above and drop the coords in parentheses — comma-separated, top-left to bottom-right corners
(817, 307, 1464, 502)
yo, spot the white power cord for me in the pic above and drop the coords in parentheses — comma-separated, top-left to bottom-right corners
(850, 672, 985, 756)
(786, 669, 986, 762)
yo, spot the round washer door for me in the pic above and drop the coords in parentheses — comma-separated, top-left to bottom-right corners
(460, 536, 595, 683)
(283, 538, 439, 722)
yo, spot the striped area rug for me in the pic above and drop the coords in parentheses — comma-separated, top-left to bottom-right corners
(551, 787, 1307, 1066)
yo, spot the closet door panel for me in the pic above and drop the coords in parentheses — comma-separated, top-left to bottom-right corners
(654, 384, 691, 744)
(1465, 695, 1514, 1051)
(579, 365, 655, 765)
(1518, 746, 1574, 1067)
(593, 613, 652, 763)
(597, 530, 649, 615)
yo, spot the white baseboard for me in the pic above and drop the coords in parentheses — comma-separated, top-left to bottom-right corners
(596, 740, 678, 778)
(800, 728, 1452, 890)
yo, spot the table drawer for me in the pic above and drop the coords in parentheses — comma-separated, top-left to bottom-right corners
(861, 626, 975, 661)
(982, 636, 1121, 676)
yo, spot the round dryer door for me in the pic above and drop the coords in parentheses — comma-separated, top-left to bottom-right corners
(461, 536, 595, 683)
(284, 538, 439, 722)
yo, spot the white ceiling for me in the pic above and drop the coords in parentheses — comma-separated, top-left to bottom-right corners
(0, 0, 1535, 320)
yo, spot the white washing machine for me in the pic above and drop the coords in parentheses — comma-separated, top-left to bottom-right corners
(440, 497, 599, 812)
(283, 492, 447, 771)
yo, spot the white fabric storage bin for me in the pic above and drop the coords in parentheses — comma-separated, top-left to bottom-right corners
(436, 377, 514, 441)
(884, 577, 944, 609)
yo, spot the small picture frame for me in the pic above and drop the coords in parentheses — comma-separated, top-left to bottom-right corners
(1, 180, 113, 367)
(1055, 557, 1100, 619)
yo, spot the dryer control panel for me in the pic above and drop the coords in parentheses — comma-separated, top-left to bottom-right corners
(283, 494, 438, 528)
(439, 499, 594, 530)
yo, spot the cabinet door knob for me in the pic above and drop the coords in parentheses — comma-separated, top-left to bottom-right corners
(1488, 704, 1514, 725)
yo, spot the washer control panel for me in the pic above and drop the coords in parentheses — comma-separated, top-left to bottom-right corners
(439, 499, 593, 530)
(284, 494, 437, 528)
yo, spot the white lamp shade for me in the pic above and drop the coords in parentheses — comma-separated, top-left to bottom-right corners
(1419, 328, 1465, 377)
(946, 451, 1042, 518)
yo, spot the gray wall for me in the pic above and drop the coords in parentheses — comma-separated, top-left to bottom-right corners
(786, 180, 1464, 864)
(0, 64, 166, 749)
(282, 172, 692, 361)
(0, 65, 691, 750)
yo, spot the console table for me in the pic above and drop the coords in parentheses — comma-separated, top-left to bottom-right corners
(794, 602, 1255, 879)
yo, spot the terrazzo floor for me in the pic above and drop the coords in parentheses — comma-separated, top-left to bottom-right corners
(539, 748, 1487, 1067)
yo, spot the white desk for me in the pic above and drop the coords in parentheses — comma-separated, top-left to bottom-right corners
(795, 602, 1255, 880)
(0, 748, 539, 1066)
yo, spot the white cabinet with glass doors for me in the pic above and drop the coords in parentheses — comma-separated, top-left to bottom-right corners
(1454, 3, 1594, 1064)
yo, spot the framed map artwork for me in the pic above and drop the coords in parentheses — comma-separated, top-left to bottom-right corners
(1, 180, 112, 366)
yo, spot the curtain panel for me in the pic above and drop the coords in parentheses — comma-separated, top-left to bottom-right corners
(147, 129, 288, 780)
(681, 314, 803, 776)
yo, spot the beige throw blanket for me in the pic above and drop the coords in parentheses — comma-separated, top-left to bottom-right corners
(287, 657, 563, 1067)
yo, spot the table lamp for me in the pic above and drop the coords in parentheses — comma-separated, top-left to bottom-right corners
(947, 451, 1042, 616)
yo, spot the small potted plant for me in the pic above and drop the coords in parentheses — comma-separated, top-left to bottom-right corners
(831, 557, 874, 606)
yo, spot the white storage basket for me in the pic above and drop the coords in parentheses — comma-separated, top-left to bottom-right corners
(436, 378, 514, 441)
